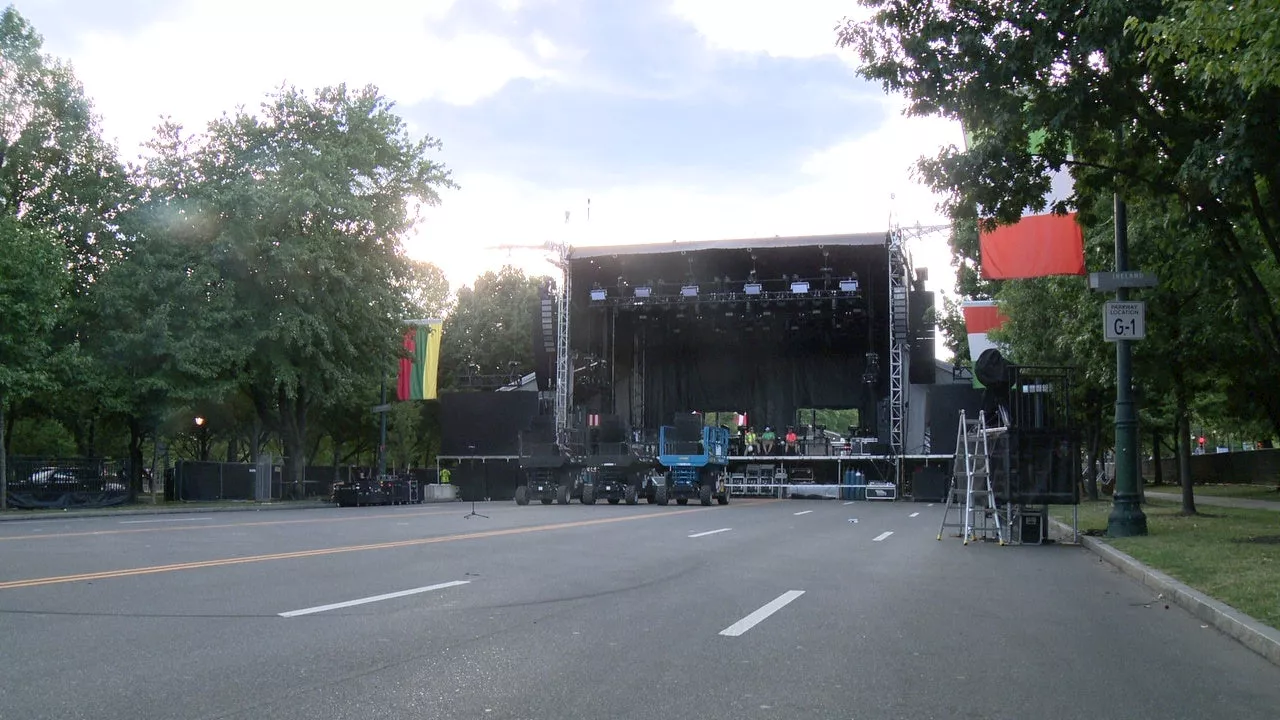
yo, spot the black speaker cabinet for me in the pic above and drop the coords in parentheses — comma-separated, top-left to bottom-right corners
(1018, 509, 1045, 545)
(911, 465, 948, 502)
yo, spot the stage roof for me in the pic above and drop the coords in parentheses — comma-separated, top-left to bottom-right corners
(568, 232, 886, 260)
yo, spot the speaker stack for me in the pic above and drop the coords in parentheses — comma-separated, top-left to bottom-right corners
(532, 283, 557, 391)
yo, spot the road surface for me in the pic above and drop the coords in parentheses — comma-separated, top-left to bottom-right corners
(2, 499, 1277, 719)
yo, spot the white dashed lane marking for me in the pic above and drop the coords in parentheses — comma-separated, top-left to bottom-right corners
(719, 591, 806, 637)
(279, 581, 470, 618)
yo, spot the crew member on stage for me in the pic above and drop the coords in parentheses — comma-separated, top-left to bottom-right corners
(761, 427, 777, 455)
(744, 427, 758, 455)
(785, 427, 799, 455)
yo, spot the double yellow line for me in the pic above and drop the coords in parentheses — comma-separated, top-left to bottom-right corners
(0, 508, 707, 591)
(0, 508, 461, 542)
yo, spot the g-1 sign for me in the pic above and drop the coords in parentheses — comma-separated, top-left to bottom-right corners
(1104, 301, 1146, 341)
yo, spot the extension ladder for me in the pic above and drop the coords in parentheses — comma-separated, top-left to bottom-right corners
(937, 410, 1006, 545)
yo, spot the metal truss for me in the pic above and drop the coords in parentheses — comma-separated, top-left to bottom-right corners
(887, 227, 909, 492)
(583, 288, 864, 309)
(631, 324, 645, 430)
(554, 244, 572, 444)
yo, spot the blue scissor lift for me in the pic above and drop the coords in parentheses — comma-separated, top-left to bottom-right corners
(655, 415, 731, 506)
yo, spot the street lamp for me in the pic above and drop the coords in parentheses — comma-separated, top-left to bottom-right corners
(193, 416, 209, 462)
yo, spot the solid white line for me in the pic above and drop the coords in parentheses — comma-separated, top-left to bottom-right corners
(793, 510, 813, 516)
(719, 590, 805, 637)
(279, 580, 470, 617)
(119, 517, 213, 524)
(873, 531, 894, 542)
(842, 501, 855, 506)
(689, 528, 732, 538)
(909, 512, 920, 518)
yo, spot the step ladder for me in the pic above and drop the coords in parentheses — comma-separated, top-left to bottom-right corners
(937, 410, 1007, 545)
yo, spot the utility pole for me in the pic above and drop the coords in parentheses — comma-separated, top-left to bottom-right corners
(1106, 193, 1148, 536)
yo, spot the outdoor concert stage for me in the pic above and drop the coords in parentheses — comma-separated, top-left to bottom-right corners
(440, 231, 974, 501)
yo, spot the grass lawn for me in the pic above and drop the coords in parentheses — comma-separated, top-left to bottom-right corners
(1052, 500, 1280, 630)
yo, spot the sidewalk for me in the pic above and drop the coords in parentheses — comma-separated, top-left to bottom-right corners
(1145, 491, 1280, 512)
(1051, 508, 1280, 669)
(0, 499, 337, 522)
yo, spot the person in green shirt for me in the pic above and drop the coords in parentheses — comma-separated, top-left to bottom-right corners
(761, 427, 777, 455)
(440, 467, 451, 484)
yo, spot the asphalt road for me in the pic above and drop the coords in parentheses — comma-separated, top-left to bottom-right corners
(2, 499, 1278, 720)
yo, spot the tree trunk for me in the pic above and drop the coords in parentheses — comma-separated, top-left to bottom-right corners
(2, 398, 12, 457)
(251, 415, 262, 464)
(1175, 382, 1197, 515)
(1086, 422, 1101, 502)
(127, 416, 146, 503)
(1151, 429, 1164, 486)
(226, 434, 239, 463)
(86, 416, 97, 458)
(1, 396, 8, 511)
(332, 436, 341, 485)
(278, 384, 309, 500)
(306, 432, 323, 467)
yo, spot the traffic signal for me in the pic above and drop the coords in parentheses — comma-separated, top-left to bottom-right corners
(1198, 436, 1206, 447)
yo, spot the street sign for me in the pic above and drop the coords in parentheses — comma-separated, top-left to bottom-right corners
(371, 403, 392, 414)
(1089, 271, 1158, 292)
(1104, 301, 1146, 341)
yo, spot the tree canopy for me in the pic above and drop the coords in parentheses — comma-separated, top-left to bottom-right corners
(0, 6, 466, 499)
(840, 0, 1280, 502)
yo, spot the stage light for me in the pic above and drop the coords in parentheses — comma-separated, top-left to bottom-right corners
(681, 285, 699, 297)
(590, 288, 607, 301)
(634, 286, 652, 298)
(744, 282, 762, 295)
(791, 281, 810, 294)
(840, 279, 860, 292)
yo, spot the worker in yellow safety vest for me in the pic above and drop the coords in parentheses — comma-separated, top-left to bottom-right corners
(440, 468, 451, 484)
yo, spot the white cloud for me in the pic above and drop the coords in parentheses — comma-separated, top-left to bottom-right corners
(61, 0, 550, 156)
(407, 96, 964, 299)
(667, 0, 869, 60)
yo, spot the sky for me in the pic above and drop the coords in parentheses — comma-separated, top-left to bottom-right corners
(16, 0, 964, 305)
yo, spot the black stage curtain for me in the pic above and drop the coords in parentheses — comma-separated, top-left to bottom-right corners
(440, 392, 540, 456)
(638, 326, 878, 430)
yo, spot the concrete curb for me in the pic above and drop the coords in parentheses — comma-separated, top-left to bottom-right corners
(0, 498, 461, 523)
(1050, 518, 1280, 669)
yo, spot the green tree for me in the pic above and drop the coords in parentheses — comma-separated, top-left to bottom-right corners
(839, 0, 1280, 440)
(85, 215, 246, 498)
(1131, 0, 1280, 97)
(140, 84, 455, 497)
(0, 7, 124, 291)
(0, 218, 68, 508)
(404, 259, 451, 319)
(440, 266, 547, 388)
(0, 7, 125, 461)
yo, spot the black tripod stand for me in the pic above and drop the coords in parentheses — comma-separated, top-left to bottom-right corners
(463, 496, 488, 519)
(463, 454, 488, 519)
